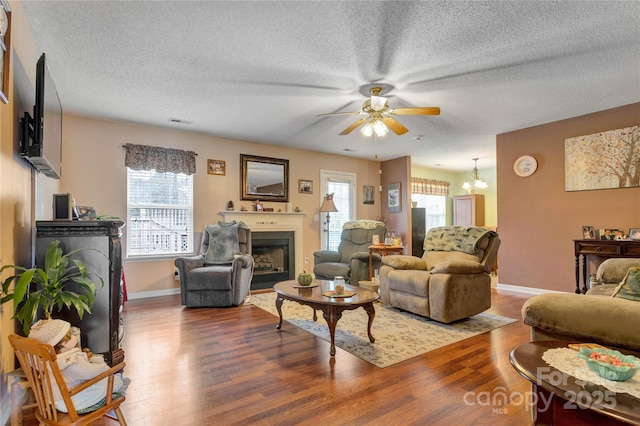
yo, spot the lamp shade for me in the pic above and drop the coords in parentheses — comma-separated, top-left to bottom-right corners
(320, 198, 338, 212)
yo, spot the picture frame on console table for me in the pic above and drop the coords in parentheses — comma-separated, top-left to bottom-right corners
(598, 228, 625, 240)
(630, 228, 640, 240)
(581, 225, 595, 239)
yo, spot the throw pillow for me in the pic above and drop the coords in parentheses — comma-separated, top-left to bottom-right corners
(612, 267, 640, 301)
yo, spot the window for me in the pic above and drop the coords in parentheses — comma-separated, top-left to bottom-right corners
(411, 177, 449, 233)
(320, 170, 356, 251)
(127, 169, 194, 257)
(411, 194, 446, 231)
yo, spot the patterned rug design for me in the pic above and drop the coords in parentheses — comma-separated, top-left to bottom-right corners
(250, 292, 517, 368)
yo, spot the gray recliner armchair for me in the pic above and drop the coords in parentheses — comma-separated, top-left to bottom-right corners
(175, 221, 254, 307)
(313, 220, 386, 284)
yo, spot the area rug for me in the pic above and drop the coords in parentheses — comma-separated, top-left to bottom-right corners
(249, 292, 517, 368)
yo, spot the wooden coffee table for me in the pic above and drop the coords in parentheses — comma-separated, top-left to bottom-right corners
(510, 341, 640, 425)
(273, 280, 379, 357)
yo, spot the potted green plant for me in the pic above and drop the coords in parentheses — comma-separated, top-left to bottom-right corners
(0, 240, 104, 335)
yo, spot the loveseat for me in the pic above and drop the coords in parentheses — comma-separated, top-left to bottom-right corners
(522, 258, 640, 351)
(379, 226, 500, 323)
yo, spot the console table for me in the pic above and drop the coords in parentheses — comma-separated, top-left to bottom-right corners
(574, 239, 640, 294)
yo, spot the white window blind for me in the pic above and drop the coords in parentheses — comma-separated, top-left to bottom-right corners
(127, 169, 194, 257)
(321, 170, 356, 251)
(327, 180, 352, 251)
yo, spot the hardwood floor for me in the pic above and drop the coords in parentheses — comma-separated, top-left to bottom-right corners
(27, 289, 536, 425)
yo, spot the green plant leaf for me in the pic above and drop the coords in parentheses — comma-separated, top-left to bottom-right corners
(1, 240, 101, 333)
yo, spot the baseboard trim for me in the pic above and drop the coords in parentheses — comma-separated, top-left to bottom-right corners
(128, 288, 180, 300)
(496, 283, 567, 296)
(127, 284, 565, 301)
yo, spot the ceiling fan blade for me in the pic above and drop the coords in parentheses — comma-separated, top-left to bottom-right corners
(381, 117, 409, 135)
(339, 118, 367, 135)
(317, 111, 362, 117)
(390, 107, 441, 116)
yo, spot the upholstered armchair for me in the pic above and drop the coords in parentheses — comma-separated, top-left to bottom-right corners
(379, 226, 500, 323)
(313, 220, 386, 284)
(175, 221, 254, 307)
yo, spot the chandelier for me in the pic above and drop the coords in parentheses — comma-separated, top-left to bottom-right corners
(462, 158, 488, 193)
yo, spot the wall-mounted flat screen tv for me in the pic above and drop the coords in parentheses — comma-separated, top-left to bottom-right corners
(20, 53, 62, 179)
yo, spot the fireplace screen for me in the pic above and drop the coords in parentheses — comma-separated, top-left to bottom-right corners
(251, 231, 294, 290)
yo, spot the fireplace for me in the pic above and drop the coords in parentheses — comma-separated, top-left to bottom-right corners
(218, 211, 305, 285)
(251, 231, 295, 290)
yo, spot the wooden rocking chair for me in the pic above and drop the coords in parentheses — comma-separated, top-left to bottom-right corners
(9, 334, 127, 426)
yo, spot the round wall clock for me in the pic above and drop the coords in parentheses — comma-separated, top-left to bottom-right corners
(513, 155, 538, 177)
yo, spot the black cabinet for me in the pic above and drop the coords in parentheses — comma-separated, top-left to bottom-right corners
(411, 208, 426, 257)
(36, 220, 125, 366)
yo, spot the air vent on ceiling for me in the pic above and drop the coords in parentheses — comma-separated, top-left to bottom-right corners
(169, 118, 192, 125)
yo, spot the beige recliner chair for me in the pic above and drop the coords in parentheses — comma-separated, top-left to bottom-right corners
(379, 226, 500, 323)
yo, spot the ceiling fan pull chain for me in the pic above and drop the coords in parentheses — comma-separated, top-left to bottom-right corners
(374, 133, 378, 159)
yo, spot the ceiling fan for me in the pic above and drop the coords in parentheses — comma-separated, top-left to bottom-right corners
(318, 86, 440, 137)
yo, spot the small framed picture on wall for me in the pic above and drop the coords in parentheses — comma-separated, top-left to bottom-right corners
(208, 159, 226, 176)
(298, 179, 313, 193)
(363, 185, 374, 204)
(388, 183, 401, 213)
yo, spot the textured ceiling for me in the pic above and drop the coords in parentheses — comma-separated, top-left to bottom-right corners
(20, 1, 640, 171)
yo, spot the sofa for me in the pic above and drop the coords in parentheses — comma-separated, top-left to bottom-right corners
(379, 226, 500, 323)
(522, 258, 640, 351)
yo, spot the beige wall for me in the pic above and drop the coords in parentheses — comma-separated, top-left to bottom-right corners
(61, 115, 383, 296)
(381, 156, 411, 252)
(497, 103, 640, 292)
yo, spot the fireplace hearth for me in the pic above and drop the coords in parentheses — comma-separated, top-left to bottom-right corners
(251, 231, 295, 290)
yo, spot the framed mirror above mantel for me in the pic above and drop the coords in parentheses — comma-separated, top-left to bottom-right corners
(241, 154, 289, 202)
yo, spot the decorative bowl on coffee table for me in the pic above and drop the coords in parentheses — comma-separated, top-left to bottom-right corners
(578, 347, 640, 381)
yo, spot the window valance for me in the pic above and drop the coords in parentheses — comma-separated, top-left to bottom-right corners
(124, 143, 197, 175)
(411, 177, 450, 196)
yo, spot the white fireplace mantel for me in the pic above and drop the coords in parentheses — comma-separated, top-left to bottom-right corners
(218, 211, 306, 276)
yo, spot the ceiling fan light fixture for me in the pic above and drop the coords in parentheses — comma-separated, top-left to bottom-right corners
(373, 119, 388, 136)
(361, 122, 374, 137)
(370, 96, 387, 111)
